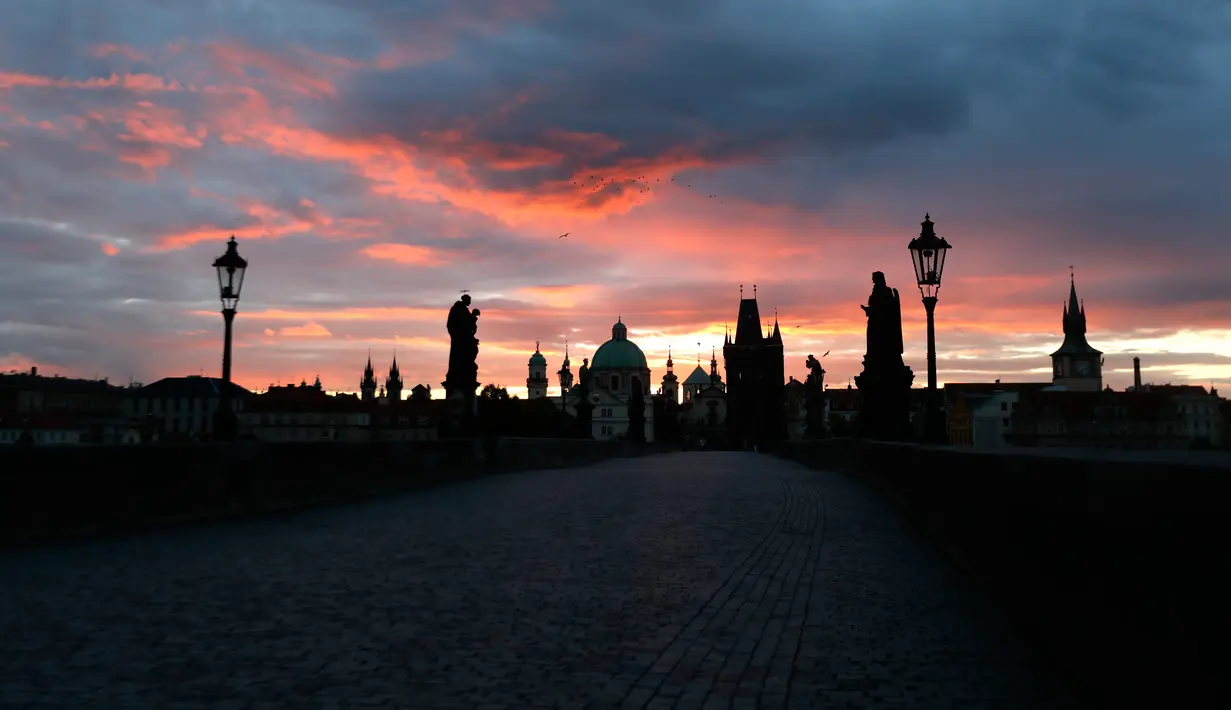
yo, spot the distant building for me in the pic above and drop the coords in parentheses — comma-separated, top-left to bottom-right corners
(125, 375, 250, 441)
(242, 387, 369, 442)
(723, 288, 785, 448)
(547, 318, 656, 442)
(240, 376, 442, 442)
(825, 384, 860, 436)
(1009, 389, 1186, 449)
(1126, 383, 1223, 448)
(1050, 273, 1104, 392)
(0, 366, 138, 444)
(526, 342, 549, 400)
(943, 381, 1053, 447)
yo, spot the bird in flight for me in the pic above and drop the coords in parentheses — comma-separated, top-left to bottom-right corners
(460, 289, 470, 294)
(558, 233, 570, 239)
(823, 350, 830, 357)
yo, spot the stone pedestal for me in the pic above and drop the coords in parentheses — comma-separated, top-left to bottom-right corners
(440, 381, 478, 437)
(855, 362, 914, 441)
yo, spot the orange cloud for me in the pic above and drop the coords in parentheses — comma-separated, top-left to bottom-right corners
(192, 307, 441, 322)
(0, 71, 182, 92)
(89, 44, 150, 63)
(359, 243, 446, 266)
(154, 196, 334, 250)
(100, 242, 120, 256)
(516, 284, 605, 308)
(279, 322, 332, 338)
(207, 42, 337, 98)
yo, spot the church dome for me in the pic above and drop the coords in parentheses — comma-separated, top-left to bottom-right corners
(591, 318, 648, 370)
(528, 341, 547, 366)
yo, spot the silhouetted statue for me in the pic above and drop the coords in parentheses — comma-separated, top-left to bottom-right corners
(446, 294, 478, 390)
(854, 271, 914, 440)
(861, 271, 904, 364)
(805, 354, 825, 388)
(804, 354, 827, 438)
(443, 294, 479, 435)
(574, 357, 594, 438)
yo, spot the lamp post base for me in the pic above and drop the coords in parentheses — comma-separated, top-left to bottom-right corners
(924, 399, 948, 445)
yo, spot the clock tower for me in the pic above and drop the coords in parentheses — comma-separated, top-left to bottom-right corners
(1050, 271, 1103, 391)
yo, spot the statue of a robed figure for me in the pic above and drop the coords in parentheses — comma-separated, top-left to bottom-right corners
(804, 354, 827, 438)
(441, 294, 480, 435)
(854, 271, 914, 440)
(572, 358, 594, 438)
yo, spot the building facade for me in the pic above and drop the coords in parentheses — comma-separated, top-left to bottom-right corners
(723, 289, 785, 448)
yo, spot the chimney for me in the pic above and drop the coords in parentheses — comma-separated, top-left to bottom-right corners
(1133, 357, 1142, 390)
(30, 366, 37, 376)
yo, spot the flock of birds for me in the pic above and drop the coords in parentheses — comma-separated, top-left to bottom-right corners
(556, 173, 728, 241)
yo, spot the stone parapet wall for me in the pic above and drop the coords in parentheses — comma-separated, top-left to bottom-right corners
(0, 438, 649, 546)
(774, 439, 1230, 709)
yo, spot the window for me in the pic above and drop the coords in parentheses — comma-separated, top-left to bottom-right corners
(611, 375, 619, 390)
(1002, 418, 1010, 427)
(1001, 402, 1008, 411)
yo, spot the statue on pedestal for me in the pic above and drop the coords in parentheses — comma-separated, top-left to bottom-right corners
(573, 357, 594, 438)
(804, 354, 827, 438)
(854, 271, 914, 440)
(442, 294, 480, 435)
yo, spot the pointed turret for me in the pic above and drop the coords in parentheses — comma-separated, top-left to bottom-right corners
(360, 352, 378, 402)
(385, 352, 404, 402)
(1050, 269, 1103, 391)
(733, 284, 763, 345)
(660, 346, 679, 403)
(556, 339, 574, 395)
(770, 309, 782, 343)
(1063, 272, 1086, 337)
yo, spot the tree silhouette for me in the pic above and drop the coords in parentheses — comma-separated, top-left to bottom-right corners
(480, 384, 513, 400)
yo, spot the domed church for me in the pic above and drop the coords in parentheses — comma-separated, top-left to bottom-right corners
(590, 318, 651, 398)
(533, 318, 655, 442)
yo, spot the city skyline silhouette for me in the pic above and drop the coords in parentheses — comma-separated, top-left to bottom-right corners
(1, 3, 1228, 398)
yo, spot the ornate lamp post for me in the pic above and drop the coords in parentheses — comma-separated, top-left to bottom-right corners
(907, 214, 952, 444)
(212, 236, 248, 441)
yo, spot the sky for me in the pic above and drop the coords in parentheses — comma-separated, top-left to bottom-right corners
(2, 0, 1230, 399)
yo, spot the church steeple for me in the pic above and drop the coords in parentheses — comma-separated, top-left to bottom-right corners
(556, 339, 574, 395)
(660, 346, 679, 403)
(360, 352, 378, 402)
(527, 340, 548, 399)
(1063, 268, 1086, 337)
(1050, 268, 1103, 392)
(385, 352, 404, 402)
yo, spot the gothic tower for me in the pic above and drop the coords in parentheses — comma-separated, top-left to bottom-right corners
(1050, 271, 1103, 391)
(723, 284, 785, 448)
(360, 353, 378, 402)
(386, 353, 404, 402)
(557, 340, 574, 395)
(709, 347, 724, 391)
(660, 347, 679, 403)
(527, 341, 549, 399)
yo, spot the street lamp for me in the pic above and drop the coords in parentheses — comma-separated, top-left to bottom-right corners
(212, 236, 248, 441)
(907, 213, 952, 444)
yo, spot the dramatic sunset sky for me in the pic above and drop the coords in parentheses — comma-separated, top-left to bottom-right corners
(3, 1, 1230, 398)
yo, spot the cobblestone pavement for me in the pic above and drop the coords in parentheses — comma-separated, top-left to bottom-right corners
(0, 452, 1080, 709)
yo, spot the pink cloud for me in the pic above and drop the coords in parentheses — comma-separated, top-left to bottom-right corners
(279, 322, 333, 338)
(359, 243, 447, 266)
